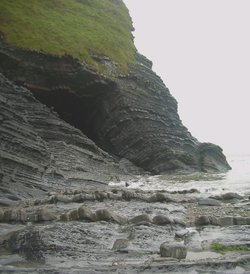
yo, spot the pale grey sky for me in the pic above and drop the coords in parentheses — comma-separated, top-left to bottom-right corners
(123, 0, 250, 155)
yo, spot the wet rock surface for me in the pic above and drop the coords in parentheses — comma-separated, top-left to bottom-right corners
(0, 183, 249, 273)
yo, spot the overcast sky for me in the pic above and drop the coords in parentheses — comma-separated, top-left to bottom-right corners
(123, 0, 250, 155)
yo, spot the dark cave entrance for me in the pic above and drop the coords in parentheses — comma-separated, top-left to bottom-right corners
(30, 82, 115, 146)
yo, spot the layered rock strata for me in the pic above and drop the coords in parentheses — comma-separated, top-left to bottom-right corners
(0, 40, 231, 175)
(0, 73, 139, 204)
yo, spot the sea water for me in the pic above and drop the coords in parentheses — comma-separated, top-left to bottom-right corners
(111, 154, 250, 197)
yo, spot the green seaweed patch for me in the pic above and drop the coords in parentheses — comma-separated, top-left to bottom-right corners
(0, 0, 136, 74)
(211, 242, 248, 253)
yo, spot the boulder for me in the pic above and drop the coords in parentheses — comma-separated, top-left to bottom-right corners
(184, 230, 202, 251)
(95, 209, 127, 225)
(233, 217, 250, 225)
(160, 242, 187, 259)
(78, 207, 96, 221)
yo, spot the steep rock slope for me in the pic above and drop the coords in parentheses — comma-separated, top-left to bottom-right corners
(0, 0, 231, 176)
(95, 54, 230, 173)
(0, 73, 138, 204)
(0, 42, 230, 174)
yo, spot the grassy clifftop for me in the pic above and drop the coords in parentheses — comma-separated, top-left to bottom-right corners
(0, 0, 136, 72)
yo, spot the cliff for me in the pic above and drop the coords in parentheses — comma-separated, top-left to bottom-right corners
(0, 0, 231, 198)
(1, 2, 246, 273)
(0, 73, 144, 205)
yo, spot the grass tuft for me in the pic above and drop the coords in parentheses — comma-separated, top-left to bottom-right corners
(211, 242, 248, 253)
(0, 0, 136, 73)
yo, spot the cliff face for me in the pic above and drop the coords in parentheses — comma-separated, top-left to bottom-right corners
(0, 0, 231, 194)
(94, 54, 230, 173)
(0, 41, 230, 176)
(0, 73, 142, 204)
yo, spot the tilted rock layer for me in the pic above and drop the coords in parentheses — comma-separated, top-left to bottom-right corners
(0, 73, 141, 204)
(0, 42, 231, 176)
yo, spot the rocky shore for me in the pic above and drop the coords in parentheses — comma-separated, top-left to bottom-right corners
(0, 179, 250, 273)
(0, 1, 240, 273)
(0, 76, 248, 273)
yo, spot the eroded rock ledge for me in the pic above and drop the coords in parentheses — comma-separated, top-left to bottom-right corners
(0, 186, 249, 273)
(0, 40, 231, 175)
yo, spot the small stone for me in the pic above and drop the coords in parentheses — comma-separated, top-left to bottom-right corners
(212, 192, 243, 201)
(221, 192, 243, 200)
(37, 209, 56, 222)
(48, 192, 57, 196)
(112, 239, 129, 251)
(94, 191, 108, 201)
(129, 214, 152, 225)
(71, 194, 84, 203)
(3, 209, 18, 222)
(195, 216, 220, 226)
(107, 192, 120, 200)
(67, 209, 79, 221)
(175, 229, 189, 239)
(153, 215, 172, 225)
(219, 216, 234, 226)
(56, 195, 72, 203)
(160, 242, 187, 259)
(198, 198, 221, 206)
(95, 209, 127, 224)
(122, 190, 136, 201)
(149, 193, 173, 203)
(184, 230, 202, 251)
(78, 206, 96, 221)
(60, 212, 69, 221)
(173, 218, 186, 227)
(95, 209, 111, 221)
(0, 209, 4, 222)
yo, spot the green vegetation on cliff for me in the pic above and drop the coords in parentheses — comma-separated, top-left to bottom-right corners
(0, 0, 136, 72)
